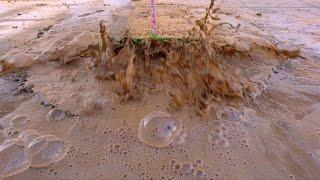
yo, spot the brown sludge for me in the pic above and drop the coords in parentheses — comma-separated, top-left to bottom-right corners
(94, 20, 298, 118)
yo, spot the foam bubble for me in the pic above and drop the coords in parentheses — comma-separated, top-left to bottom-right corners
(181, 163, 193, 173)
(138, 111, 182, 147)
(47, 108, 65, 122)
(195, 169, 205, 178)
(28, 135, 69, 168)
(0, 139, 30, 178)
(11, 116, 29, 126)
(208, 131, 229, 147)
(18, 130, 41, 144)
(193, 159, 203, 168)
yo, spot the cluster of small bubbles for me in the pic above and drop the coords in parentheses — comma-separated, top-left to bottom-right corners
(138, 111, 182, 148)
(240, 139, 249, 148)
(45, 167, 58, 176)
(171, 159, 207, 179)
(209, 121, 229, 148)
(103, 127, 112, 134)
(216, 106, 245, 122)
(109, 142, 130, 157)
(6, 127, 19, 137)
(160, 164, 167, 171)
(171, 129, 187, 146)
(67, 146, 76, 156)
(193, 159, 203, 168)
(117, 127, 137, 144)
(47, 108, 66, 122)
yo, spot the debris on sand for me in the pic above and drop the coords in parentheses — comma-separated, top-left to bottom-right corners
(36, 25, 53, 39)
(83, 96, 110, 115)
(0, 52, 35, 76)
(0, 31, 98, 75)
(87, 21, 300, 118)
(47, 108, 66, 122)
(53, 31, 97, 64)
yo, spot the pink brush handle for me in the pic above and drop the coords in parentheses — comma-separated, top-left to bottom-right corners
(149, 0, 157, 34)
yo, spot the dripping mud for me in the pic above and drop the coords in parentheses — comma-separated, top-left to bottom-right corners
(1, 0, 320, 179)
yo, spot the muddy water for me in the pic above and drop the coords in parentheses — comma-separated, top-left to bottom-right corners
(242, 0, 320, 179)
(0, 0, 320, 179)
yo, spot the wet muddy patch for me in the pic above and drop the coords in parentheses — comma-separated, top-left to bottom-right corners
(84, 21, 300, 119)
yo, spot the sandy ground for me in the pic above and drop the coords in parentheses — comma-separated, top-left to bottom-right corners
(0, 0, 320, 179)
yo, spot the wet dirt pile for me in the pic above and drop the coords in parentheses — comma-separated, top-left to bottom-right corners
(91, 21, 299, 118)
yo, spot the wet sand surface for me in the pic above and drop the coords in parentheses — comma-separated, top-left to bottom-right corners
(0, 0, 320, 179)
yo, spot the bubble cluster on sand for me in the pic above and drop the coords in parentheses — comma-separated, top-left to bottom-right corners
(28, 135, 69, 168)
(216, 106, 245, 122)
(138, 111, 182, 147)
(0, 130, 69, 178)
(0, 139, 30, 178)
(209, 121, 229, 147)
(209, 132, 229, 147)
(171, 130, 187, 145)
(172, 159, 206, 178)
(47, 108, 66, 122)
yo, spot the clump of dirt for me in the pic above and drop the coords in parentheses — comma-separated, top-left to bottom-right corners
(0, 16, 300, 119)
(89, 21, 299, 118)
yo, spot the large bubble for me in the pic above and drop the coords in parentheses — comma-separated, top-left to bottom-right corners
(138, 111, 182, 147)
(27, 135, 69, 168)
(0, 139, 30, 178)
